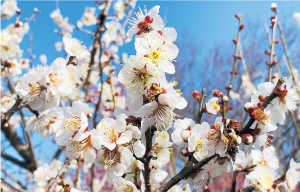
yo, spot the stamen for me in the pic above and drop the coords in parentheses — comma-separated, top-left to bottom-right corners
(64, 114, 81, 131)
(153, 105, 177, 131)
(28, 82, 45, 99)
(252, 110, 270, 125)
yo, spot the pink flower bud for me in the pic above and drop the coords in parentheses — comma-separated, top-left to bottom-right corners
(235, 14, 240, 19)
(242, 134, 253, 145)
(240, 24, 245, 30)
(192, 91, 201, 100)
(275, 85, 287, 96)
(265, 50, 271, 55)
(232, 38, 237, 44)
(225, 85, 232, 90)
(213, 90, 221, 97)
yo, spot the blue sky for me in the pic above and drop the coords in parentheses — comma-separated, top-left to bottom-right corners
(2, 1, 300, 68)
(1, 0, 300, 187)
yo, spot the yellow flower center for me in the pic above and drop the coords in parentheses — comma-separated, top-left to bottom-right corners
(64, 114, 81, 131)
(104, 126, 119, 143)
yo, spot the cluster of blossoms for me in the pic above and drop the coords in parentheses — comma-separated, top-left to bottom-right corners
(1, 0, 300, 191)
(235, 146, 300, 191)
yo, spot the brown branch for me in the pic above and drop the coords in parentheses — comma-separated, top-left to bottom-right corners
(239, 78, 284, 135)
(1, 167, 26, 189)
(1, 124, 37, 172)
(230, 165, 257, 192)
(3, 72, 38, 172)
(1, 96, 24, 128)
(83, 0, 112, 95)
(156, 154, 217, 192)
(144, 127, 154, 192)
(1, 152, 30, 170)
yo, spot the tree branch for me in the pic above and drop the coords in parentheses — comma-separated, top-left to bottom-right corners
(156, 154, 217, 192)
(239, 78, 284, 135)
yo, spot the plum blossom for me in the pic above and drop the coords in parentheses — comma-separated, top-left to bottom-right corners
(127, 5, 164, 38)
(135, 31, 179, 74)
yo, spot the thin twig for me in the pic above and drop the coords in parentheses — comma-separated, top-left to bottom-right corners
(224, 15, 243, 118)
(196, 89, 206, 123)
(48, 159, 70, 191)
(267, 13, 278, 82)
(156, 154, 217, 192)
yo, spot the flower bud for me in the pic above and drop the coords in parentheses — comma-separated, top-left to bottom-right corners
(232, 38, 237, 44)
(271, 61, 277, 65)
(265, 61, 270, 66)
(237, 55, 242, 60)
(213, 90, 221, 97)
(222, 96, 229, 102)
(229, 133, 241, 145)
(16, 9, 21, 15)
(271, 3, 277, 12)
(228, 106, 233, 110)
(265, 50, 271, 55)
(235, 135, 242, 145)
(244, 102, 255, 114)
(104, 50, 109, 55)
(275, 86, 287, 96)
(235, 14, 240, 19)
(86, 113, 92, 118)
(268, 134, 274, 140)
(233, 54, 237, 59)
(115, 92, 120, 96)
(240, 24, 245, 30)
(267, 138, 273, 145)
(192, 91, 201, 100)
(242, 134, 253, 145)
(225, 85, 232, 90)
(15, 21, 23, 28)
(274, 39, 280, 44)
(108, 107, 114, 112)
(181, 129, 191, 141)
(235, 70, 239, 75)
